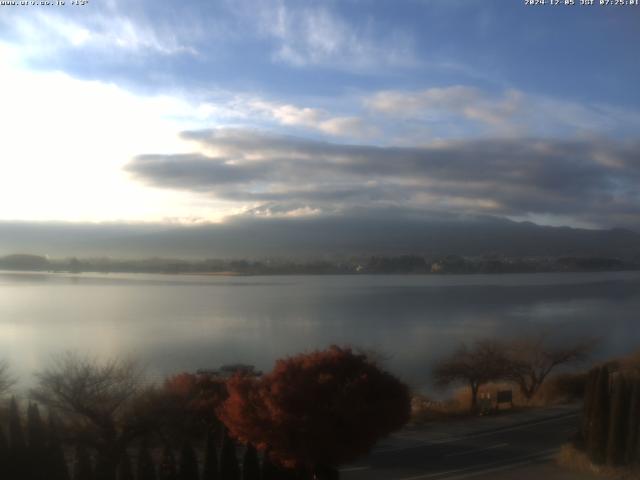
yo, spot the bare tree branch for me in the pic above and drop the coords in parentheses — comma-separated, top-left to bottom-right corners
(503, 334, 595, 400)
(0, 359, 15, 396)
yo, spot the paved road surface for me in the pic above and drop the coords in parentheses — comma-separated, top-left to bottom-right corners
(340, 405, 597, 480)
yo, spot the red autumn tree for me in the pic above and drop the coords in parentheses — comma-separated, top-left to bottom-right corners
(162, 372, 228, 433)
(219, 346, 411, 477)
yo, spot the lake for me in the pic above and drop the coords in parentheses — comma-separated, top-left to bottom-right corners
(1, 270, 640, 392)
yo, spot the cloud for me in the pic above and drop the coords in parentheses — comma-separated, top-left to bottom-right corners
(126, 128, 640, 229)
(248, 100, 376, 138)
(365, 86, 640, 138)
(248, 1, 417, 70)
(3, 10, 198, 59)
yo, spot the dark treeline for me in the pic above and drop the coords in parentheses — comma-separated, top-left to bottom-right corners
(0, 399, 289, 480)
(0, 253, 637, 275)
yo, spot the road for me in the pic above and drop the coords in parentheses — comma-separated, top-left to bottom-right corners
(340, 406, 597, 480)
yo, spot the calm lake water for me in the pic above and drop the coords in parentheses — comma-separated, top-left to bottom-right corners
(2, 270, 640, 392)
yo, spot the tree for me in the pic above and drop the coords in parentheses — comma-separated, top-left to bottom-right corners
(606, 374, 629, 466)
(202, 431, 219, 480)
(219, 431, 240, 480)
(32, 353, 148, 480)
(74, 445, 95, 480)
(117, 452, 134, 480)
(0, 427, 8, 479)
(47, 413, 71, 480)
(503, 334, 593, 401)
(9, 397, 27, 479)
(27, 403, 48, 480)
(241, 445, 260, 480)
(581, 367, 599, 444)
(219, 346, 411, 478)
(162, 372, 228, 438)
(179, 440, 199, 480)
(587, 366, 610, 464)
(159, 446, 178, 480)
(136, 440, 157, 480)
(433, 340, 508, 411)
(0, 359, 15, 396)
(626, 380, 640, 464)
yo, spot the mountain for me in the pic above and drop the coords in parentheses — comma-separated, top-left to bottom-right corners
(0, 214, 638, 260)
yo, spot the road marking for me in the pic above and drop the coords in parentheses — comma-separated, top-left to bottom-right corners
(339, 466, 370, 472)
(395, 448, 558, 480)
(378, 413, 578, 454)
(444, 442, 508, 458)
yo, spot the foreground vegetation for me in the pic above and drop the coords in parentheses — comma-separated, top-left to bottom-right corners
(0, 347, 410, 480)
(0, 335, 622, 479)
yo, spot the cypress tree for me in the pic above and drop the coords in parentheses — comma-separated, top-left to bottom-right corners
(47, 412, 71, 480)
(159, 445, 178, 480)
(74, 445, 94, 480)
(606, 375, 629, 466)
(9, 397, 26, 450)
(95, 451, 118, 480)
(202, 430, 219, 480)
(0, 427, 9, 476)
(625, 380, 640, 465)
(241, 445, 260, 480)
(260, 453, 278, 480)
(27, 403, 47, 451)
(27, 403, 48, 480)
(179, 440, 199, 480)
(117, 451, 134, 480)
(9, 397, 26, 480)
(581, 368, 599, 445)
(587, 366, 610, 464)
(136, 440, 157, 480)
(219, 432, 239, 480)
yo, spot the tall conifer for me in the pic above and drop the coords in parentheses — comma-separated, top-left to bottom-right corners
(179, 440, 199, 480)
(241, 445, 260, 480)
(202, 430, 219, 480)
(606, 375, 629, 466)
(587, 366, 610, 464)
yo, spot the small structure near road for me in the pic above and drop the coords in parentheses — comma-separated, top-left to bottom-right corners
(496, 389, 514, 410)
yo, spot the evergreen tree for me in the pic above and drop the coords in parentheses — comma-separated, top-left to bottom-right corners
(47, 412, 71, 480)
(581, 368, 599, 445)
(587, 366, 610, 464)
(260, 452, 278, 480)
(202, 430, 219, 480)
(179, 440, 199, 480)
(28, 403, 47, 450)
(0, 427, 9, 476)
(159, 445, 178, 480)
(27, 403, 48, 479)
(625, 380, 640, 464)
(219, 432, 239, 480)
(74, 445, 94, 480)
(241, 445, 260, 480)
(9, 397, 26, 450)
(606, 375, 629, 466)
(117, 452, 134, 480)
(95, 451, 118, 480)
(9, 397, 26, 480)
(136, 440, 157, 480)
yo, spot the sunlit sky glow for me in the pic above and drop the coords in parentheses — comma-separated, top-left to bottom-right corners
(1, 1, 639, 229)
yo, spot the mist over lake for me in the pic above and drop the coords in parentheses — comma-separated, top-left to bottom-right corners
(2, 270, 639, 392)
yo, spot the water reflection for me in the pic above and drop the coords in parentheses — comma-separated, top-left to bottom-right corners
(1, 271, 639, 392)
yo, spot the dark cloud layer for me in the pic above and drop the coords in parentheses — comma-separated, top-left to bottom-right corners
(125, 128, 640, 229)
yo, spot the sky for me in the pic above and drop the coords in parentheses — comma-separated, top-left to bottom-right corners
(1, 0, 639, 230)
